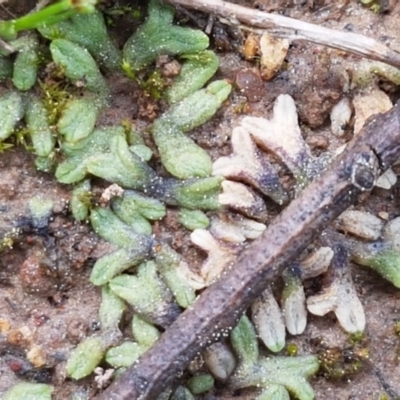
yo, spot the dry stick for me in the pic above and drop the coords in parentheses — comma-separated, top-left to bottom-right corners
(98, 102, 400, 399)
(167, 0, 400, 69)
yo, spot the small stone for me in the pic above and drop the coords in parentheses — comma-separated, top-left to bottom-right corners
(242, 34, 259, 60)
(259, 33, 289, 81)
(235, 68, 264, 103)
(27, 345, 46, 368)
(0, 318, 11, 333)
(378, 211, 389, 220)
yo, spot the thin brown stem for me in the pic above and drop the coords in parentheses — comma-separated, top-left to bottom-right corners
(167, 0, 400, 69)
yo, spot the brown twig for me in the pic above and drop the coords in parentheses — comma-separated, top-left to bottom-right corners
(166, 0, 400, 69)
(97, 97, 400, 399)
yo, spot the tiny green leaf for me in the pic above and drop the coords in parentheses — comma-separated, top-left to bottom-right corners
(57, 97, 100, 143)
(50, 38, 108, 96)
(111, 190, 166, 235)
(109, 262, 179, 327)
(154, 243, 196, 308)
(99, 284, 126, 331)
(90, 207, 153, 249)
(123, 0, 208, 72)
(91, 247, 151, 286)
(25, 97, 55, 157)
(164, 176, 223, 210)
(11, 34, 39, 91)
(256, 385, 290, 400)
(3, 383, 53, 400)
(105, 341, 145, 368)
(152, 121, 212, 179)
(166, 50, 219, 105)
(159, 80, 232, 133)
(70, 179, 92, 221)
(131, 314, 160, 348)
(178, 208, 209, 230)
(39, 9, 121, 71)
(187, 374, 215, 395)
(171, 386, 195, 400)
(230, 355, 319, 400)
(0, 91, 24, 141)
(230, 315, 259, 365)
(66, 336, 105, 379)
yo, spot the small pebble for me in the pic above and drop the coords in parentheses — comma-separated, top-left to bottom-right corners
(235, 68, 264, 103)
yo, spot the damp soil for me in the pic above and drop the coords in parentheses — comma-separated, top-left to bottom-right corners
(2, 1, 400, 399)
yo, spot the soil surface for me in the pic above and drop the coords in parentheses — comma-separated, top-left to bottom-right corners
(2, 1, 400, 399)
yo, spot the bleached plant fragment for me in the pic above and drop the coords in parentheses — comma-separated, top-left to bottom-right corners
(330, 97, 352, 137)
(375, 167, 397, 189)
(351, 216, 400, 288)
(94, 367, 114, 389)
(209, 215, 266, 243)
(213, 126, 288, 204)
(203, 342, 236, 380)
(218, 180, 268, 220)
(336, 210, 383, 240)
(241, 94, 314, 186)
(251, 286, 286, 352)
(282, 266, 307, 335)
(299, 247, 333, 280)
(307, 245, 365, 333)
(191, 229, 241, 285)
(259, 33, 289, 81)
